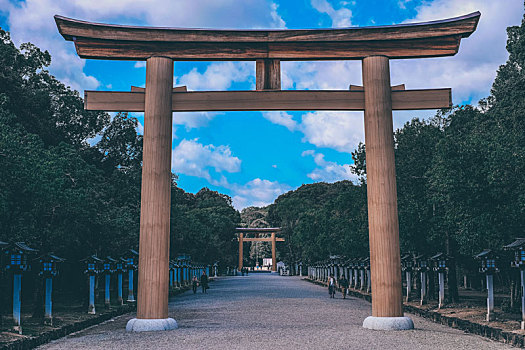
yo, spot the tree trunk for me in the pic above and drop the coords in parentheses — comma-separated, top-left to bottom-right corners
(31, 276, 45, 319)
(445, 231, 459, 303)
(447, 261, 459, 303)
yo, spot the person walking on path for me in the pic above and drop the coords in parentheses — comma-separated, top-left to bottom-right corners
(192, 276, 199, 294)
(338, 275, 349, 299)
(328, 274, 337, 298)
(200, 271, 209, 294)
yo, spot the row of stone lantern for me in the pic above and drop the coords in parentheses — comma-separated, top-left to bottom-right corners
(81, 249, 139, 315)
(167, 255, 212, 289)
(308, 256, 371, 293)
(401, 253, 451, 309)
(0, 243, 216, 334)
(0, 242, 67, 333)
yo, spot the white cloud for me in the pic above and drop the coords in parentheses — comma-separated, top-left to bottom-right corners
(231, 178, 292, 209)
(176, 62, 254, 91)
(171, 139, 241, 184)
(310, 0, 353, 27)
(262, 111, 298, 131)
(300, 111, 364, 153)
(283, 1, 522, 108)
(172, 112, 217, 129)
(302, 150, 358, 183)
(1, 0, 284, 93)
(134, 61, 146, 69)
(391, 0, 523, 103)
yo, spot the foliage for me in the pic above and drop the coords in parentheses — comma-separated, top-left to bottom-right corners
(0, 27, 239, 269)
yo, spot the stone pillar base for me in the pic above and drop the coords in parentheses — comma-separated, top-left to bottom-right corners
(126, 318, 178, 332)
(362, 316, 414, 330)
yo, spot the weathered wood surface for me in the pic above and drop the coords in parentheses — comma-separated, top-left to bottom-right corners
(362, 56, 403, 318)
(85, 89, 451, 112)
(235, 227, 281, 232)
(131, 86, 187, 92)
(241, 237, 285, 242)
(55, 12, 479, 60)
(256, 59, 281, 90)
(271, 232, 277, 272)
(136, 57, 173, 320)
(238, 233, 244, 271)
(350, 84, 405, 91)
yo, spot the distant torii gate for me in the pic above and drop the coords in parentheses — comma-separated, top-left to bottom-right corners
(55, 11, 479, 332)
(236, 227, 284, 272)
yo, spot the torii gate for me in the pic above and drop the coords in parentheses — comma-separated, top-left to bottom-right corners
(55, 11, 479, 332)
(236, 227, 284, 272)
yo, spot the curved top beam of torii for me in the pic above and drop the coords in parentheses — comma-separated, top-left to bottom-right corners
(54, 12, 479, 61)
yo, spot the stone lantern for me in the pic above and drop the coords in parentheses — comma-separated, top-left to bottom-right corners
(37, 253, 64, 325)
(82, 255, 103, 314)
(475, 249, 499, 321)
(122, 249, 138, 302)
(102, 256, 117, 308)
(169, 260, 175, 289)
(181, 258, 188, 285)
(364, 257, 371, 293)
(213, 262, 218, 278)
(358, 258, 366, 291)
(114, 258, 126, 305)
(415, 254, 429, 305)
(430, 253, 450, 309)
(401, 254, 415, 302)
(504, 238, 525, 329)
(173, 260, 180, 287)
(346, 259, 354, 288)
(3, 242, 38, 333)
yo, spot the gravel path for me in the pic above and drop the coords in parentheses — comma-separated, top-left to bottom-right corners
(39, 274, 512, 350)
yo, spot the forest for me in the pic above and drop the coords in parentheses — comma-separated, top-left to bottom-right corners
(1, 8, 524, 305)
(0, 28, 240, 281)
(266, 11, 525, 302)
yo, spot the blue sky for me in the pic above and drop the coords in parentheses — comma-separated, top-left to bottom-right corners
(0, 0, 523, 209)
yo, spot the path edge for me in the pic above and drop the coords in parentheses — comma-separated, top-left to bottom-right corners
(305, 278, 525, 348)
(0, 286, 191, 350)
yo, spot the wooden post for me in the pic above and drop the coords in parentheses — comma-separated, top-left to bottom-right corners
(438, 271, 445, 309)
(486, 273, 494, 321)
(137, 56, 173, 320)
(238, 233, 244, 271)
(520, 266, 525, 330)
(88, 275, 96, 314)
(117, 272, 123, 305)
(420, 271, 427, 305)
(256, 59, 281, 90)
(44, 277, 53, 325)
(13, 273, 21, 333)
(127, 269, 135, 302)
(406, 271, 412, 302)
(271, 232, 277, 272)
(362, 55, 403, 318)
(105, 274, 111, 308)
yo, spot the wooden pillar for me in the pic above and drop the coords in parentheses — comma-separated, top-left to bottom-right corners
(271, 232, 277, 272)
(486, 273, 494, 321)
(238, 233, 244, 271)
(256, 59, 281, 90)
(362, 55, 403, 318)
(438, 271, 445, 309)
(137, 56, 173, 320)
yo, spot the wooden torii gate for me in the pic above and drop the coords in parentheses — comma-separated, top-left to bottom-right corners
(236, 227, 284, 272)
(55, 11, 479, 332)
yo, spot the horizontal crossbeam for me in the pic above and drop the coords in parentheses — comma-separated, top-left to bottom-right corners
(84, 89, 451, 112)
(55, 13, 479, 60)
(236, 227, 281, 232)
(241, 238, 285, 242)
